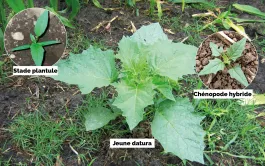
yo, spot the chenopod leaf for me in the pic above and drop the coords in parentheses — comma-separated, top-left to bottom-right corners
(228, 65, 248, 87)
(226, 38, 247, 61)
(199, 58, 225, 75)
(210, 42, 223, 57)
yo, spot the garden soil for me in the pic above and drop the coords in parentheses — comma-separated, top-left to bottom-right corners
(0, 0, 265, 165)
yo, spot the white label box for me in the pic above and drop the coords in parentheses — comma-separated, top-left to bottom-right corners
(110, 139, 155, 148)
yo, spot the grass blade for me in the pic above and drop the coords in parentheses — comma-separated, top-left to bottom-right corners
(12, 44, 31, 51)
(233, 4, 265, 19)
(5, 0, 26, 13)
(126, 0, 136, 7)
(50, 0, 58, 12)
(0, 0, 7, 29)
(149, 0, 155, 15)
(0, 29, 4, 55)
(157, 0, 162, 20)
(182, 0, 185, 11)
(222, 133, 238, 151)
(232, 17, 265, 23)
(34, 10, 49, 37)
(69, 0, 80, 20)
(92, 0, 103, 8)
(27, 0, 34, 8)
(38, 40, 60, 47)
(224, 18, 251, 41)
(45, 7, 75, 29)
(170, 0, 207, 4)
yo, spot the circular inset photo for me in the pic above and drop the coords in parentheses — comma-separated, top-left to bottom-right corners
(196, 31, 259, 89)
(4, 8, 67, 66)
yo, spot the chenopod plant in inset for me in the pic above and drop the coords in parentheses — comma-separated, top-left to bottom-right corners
(199, 38, 249, 87)
(49, 23, 206, 164)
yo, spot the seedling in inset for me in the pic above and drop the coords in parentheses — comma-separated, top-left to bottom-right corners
(12, 10, 60, 66)
(199, 37, 249, 86)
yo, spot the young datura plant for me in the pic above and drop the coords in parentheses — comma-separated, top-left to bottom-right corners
(49, 23, 205, 164)
(12, 10, 60, 66)
(199, 38, 249, 86)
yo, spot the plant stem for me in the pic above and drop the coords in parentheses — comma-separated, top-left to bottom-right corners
(204, 150, 265, 161)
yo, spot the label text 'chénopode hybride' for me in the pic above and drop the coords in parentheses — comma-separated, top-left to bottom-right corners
(193, 89, 253, 99)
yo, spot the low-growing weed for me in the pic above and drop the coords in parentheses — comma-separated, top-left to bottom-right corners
(9, 111, 64, 165)
(67, 29, 106, 54)
(197, 99, 265, 165)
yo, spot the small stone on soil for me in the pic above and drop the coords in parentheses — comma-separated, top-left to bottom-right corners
(11, 32, 24, 40)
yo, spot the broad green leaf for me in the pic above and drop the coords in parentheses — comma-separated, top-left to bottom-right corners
(228, 65, 248, 86)
(84, 107, 118, 131)
(50, 46, 118, 94)
(199, 58, 225, 75)
(12, 44, 31, 51)
(210, 42, 223, 57)
(148, 40, 197, 80)
(38, 40, 60, 47)
(155, 84, 175, 101)
(5, 0, 25, 13)
(30, 43, 44, 66)
(239, 93, 265, 106)
(30, 33, 36, 43)
(226, 38, 246, 61)
(131, 23, 168, 46)
(233, 4, 265, 19)
(152, 77, 175, 101)
(116, 37, 143, 69)
(34, 10, 49, 37)
(113, 81, 155, 130)
(151, 98, 205, 164)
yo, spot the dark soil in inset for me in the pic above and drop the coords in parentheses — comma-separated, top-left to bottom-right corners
(196, 31, 259, 89)
(4, 8, 66, 66)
